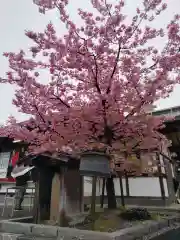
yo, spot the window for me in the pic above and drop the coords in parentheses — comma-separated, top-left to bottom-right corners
(0, 152, 11, 178)
(0, 152, 11, 169)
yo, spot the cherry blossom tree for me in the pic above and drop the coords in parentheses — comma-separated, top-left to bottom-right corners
(0, 0, 180, 208)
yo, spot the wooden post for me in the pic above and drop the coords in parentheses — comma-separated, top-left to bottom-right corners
(50, 172, 61, 224)
(90, 176, 97, 215)
(39, 167, 54, 221)
(157, 153, 166, 202)
(100, 178, 106, 208)
(79, 175, 84, 212)
(119, 173, 125, 207)
(33, 180, 40, 224)
(162, 154, 176, 204)
(32, 167, 54, 223)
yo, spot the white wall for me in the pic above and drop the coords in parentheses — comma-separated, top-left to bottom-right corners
(0, 177, 169, 197)
(84, 177, 169, 197)
(128, 177, 168, 197)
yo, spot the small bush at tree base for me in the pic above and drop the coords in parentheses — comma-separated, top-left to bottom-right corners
(119, 208, 152, 221)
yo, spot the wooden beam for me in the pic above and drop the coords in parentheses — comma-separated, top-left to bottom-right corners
(100, 178, 106, 208)
(79, 176, 84, 212)
(33, 180, 40, 224)
(162, 154, 176, 203)
(156, 153, 166, 202)
(119, 174, 125, 206)
(50, 172, 61, 224)
(90, 176, 97, 214)
(38, 167, 54, 222)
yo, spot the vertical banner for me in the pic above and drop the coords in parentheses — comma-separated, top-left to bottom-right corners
(11, 151, 19, 167)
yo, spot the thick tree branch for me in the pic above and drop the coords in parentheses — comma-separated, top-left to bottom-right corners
(106, 41, 121, 94)
(51, 94, 70, 108)
(33, 105, 64, 139)
(141, 60, 159, 73)
(92, 54, 101, 94)
(77, 50, 101, 94)
(34, 105, 46, 124)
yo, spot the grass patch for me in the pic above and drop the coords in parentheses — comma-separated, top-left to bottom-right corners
(75, 207, 165, 232)
(93, 214, 121, 232)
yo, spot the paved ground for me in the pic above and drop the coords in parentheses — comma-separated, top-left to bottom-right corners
(0, 194, 33, 220)
(0, 206, 33, 220)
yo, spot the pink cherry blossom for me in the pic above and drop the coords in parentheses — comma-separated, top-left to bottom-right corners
(0, 0, 179, 163)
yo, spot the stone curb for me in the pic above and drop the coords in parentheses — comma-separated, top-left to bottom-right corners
(0, 233, 23, 240)
(0, 222, 33, 235)
(57, 227, 111, 240)
(0, 214, 180, 240)
(148, 208, 180, 213)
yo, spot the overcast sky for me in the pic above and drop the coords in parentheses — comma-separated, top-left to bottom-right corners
(0, 0, 180, 124)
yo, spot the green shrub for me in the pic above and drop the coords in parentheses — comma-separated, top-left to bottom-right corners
(119, 208, 151, 221)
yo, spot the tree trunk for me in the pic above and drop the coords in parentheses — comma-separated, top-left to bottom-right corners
(125, 171, 130, 196)
(106, 176, 117, 209)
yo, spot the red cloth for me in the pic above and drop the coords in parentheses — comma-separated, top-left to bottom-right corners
(11, 152, 19, 167)
(0, 177, 15, 183)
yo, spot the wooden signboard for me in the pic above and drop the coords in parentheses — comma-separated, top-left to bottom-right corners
(80, 152, 111, 177)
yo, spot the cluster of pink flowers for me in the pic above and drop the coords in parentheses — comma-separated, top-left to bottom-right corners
(0, 0, 179, 157)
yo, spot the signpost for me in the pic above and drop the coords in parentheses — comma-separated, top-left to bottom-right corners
(80, 152, 111, 214)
